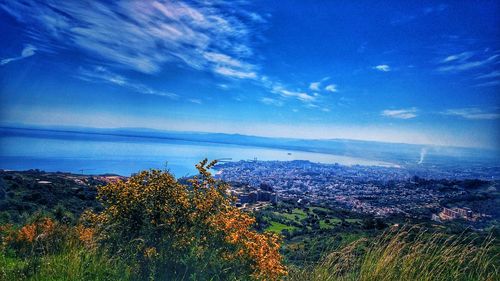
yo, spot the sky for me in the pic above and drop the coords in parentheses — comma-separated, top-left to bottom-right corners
(0, 0, 499, 149)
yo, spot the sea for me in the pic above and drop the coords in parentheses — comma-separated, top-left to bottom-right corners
(0, 127, 394, 177)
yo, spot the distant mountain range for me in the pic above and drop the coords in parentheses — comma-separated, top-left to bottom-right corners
(1, 124, 498, 166)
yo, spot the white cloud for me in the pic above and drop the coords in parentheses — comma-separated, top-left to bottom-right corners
(309, 76, 331, 91)
(373, 64, 391, 72)
(381, 108, 418, 119)
(204, 51, 257, 79)
(203, 52, 244, 68)
(475, 71, 500, 80)
(213, 66, 257, 79)
(304, 103, 319, 109)
(441, 52, 473, 63)
(297, 93, 315, 102)
(272, 86, 316, 103)
(437, 52, 499, 72)
(441, 108, 500, 120)
(260, 97, 283, 106)
(325, 84, 338, 93)
(423, 4, 447, 14)
(188, 98, 202, 104)
(78, 66, 178, 99)
(474, 80, 500, 88)
(1, 1, 261, 78)
(309, 82, 320, 91)
(0, 44, 37, 65)
(248, 12, 266, 23)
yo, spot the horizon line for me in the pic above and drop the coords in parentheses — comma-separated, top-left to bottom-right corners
(0, 123, 494, 152)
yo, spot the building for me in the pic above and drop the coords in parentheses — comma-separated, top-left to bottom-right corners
(233, 184, 278, 205)
(438, 207, 476, 221)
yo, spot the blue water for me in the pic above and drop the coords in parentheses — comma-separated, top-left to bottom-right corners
(0, 128, 394, 176)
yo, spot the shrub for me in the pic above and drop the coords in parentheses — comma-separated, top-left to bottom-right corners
(82, 159, 287, 280)
(0, 217, 72, 257)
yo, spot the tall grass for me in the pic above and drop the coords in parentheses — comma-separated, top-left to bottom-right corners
(2, 224, 498, 280)
(288, 226, 499, 281)
(0, 231, 131, 281)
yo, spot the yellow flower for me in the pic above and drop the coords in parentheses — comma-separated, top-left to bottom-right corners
(18, 224, 37, 243)
(144, 247, 158, 259)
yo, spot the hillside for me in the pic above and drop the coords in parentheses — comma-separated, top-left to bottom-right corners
(0, 166, 498, 280)
(0, 170, 125, 224)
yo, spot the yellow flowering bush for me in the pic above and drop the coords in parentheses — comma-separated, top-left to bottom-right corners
(75, 224, 95, 248)
(0, 223, 16, 251)
(82, 159, 287, 280)
(0, 217, 68, 257)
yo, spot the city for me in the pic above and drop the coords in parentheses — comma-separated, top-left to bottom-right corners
(214, 160, 498, 222)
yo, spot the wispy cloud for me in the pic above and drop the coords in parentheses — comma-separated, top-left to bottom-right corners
(260, 97, 283, 107)
(213, 66, 257, 79)
(308, 76, 330, 91)
(188, 98, 202, 104)
(392, 4, 447, 25)
(441, 108, 500, 120)
(381, 108, 418, 119)
(437, 51, 499, 72)
(1, 1, 261, 78)
(373, 64, 391, 72)
(441, 51, 473, 63)
(2, 1, 335, 108)
(423, 4, 447, 15)
(0, 44, 36, 65)
(474, 80, 500, 88)
(78, 66, 178, 99)
(204, 51, 257, 79)
(475, 71, 500, 80)
(309, 82, 320, 91)
(325, 84, 338, 93)
(474, 70, 500, 87)
(272, 86, 316, 103)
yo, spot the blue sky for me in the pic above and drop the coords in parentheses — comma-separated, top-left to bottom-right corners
(0, 0, 499, 149)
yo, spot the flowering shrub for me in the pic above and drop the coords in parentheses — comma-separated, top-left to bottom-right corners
(75, 224, 95, 248)
(0, 223, 16, 251)
(82, 159, 287, 280)
(0, 217, 68, 257)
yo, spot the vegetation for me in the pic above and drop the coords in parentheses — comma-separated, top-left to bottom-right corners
(1, 160, 286, 280)
(0, 170, 102, 225)
(0, 160, 498, 280)
(288, 226, 499, 281)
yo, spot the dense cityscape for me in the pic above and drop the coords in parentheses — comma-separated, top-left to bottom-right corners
(215, 160, 498, 223)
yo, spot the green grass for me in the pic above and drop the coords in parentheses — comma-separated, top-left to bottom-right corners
(292, 208, 307, 217)
(274, 208, 307, 222)
(288, 226, 499, 281)
(0, 246, 131, 281)
(265, 221, 297, 233)
(2, 224, 498, 281)
(308, 207, 330, 213)
(319, 220, 332, 229)
(319, 219, 341, 229)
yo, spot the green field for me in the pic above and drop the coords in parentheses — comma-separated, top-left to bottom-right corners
(273, 208, 307, 222)
(266, 221, 298, 233)
(319, 219, 341, 229)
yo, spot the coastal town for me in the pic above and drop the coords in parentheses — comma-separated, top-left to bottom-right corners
(1, 159, 496, 227)
(214, 160, 497, 222)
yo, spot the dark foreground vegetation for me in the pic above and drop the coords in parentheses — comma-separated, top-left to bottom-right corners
(0, 161, 498, 280)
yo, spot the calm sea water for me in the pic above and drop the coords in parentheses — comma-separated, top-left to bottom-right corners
(0, 129, 393, 176)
